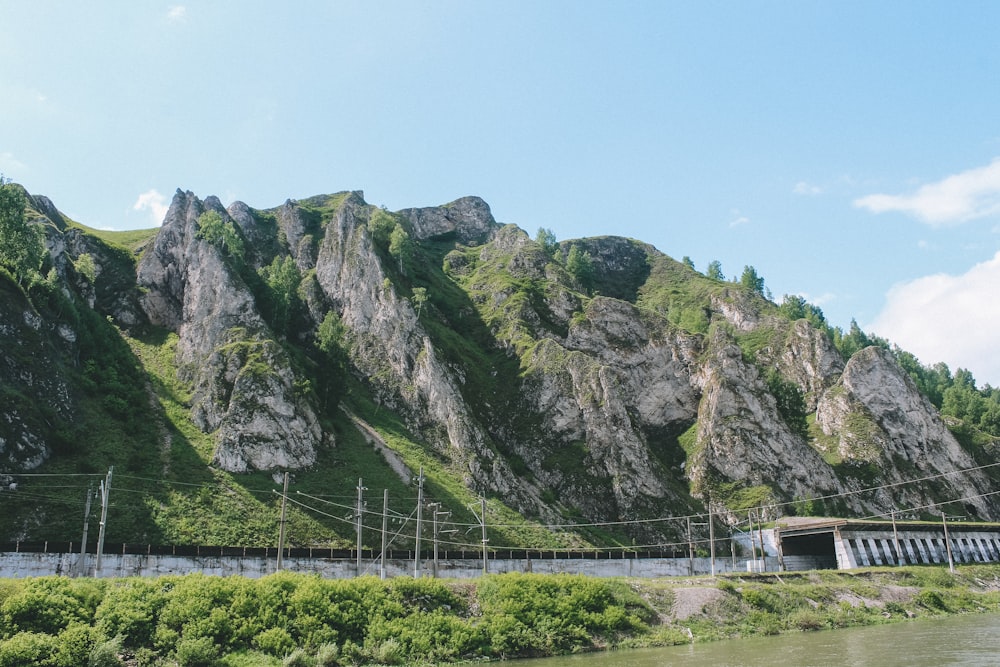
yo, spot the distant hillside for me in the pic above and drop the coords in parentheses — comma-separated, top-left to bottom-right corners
(2, 181, 999, 549)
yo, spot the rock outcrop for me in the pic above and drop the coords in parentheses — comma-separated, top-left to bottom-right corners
(6, 184, 1000, 544)
(137, 191, 322, 472)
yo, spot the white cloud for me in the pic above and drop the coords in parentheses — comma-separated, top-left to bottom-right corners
(793, 181, 822, 196)
(869, 252, 1000, 386)
(167, 5, 187, 22)
(799, 291, 836, 307)
(854, 158, 1000, 226)
(728, 209, 750, 228)
(133, 189, 169, 225)
(0, 152, 27, 175)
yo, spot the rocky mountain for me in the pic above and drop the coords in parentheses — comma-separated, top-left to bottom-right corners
(2, 186, 999, 546)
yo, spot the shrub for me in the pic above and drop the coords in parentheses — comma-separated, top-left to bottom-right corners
(740, 587, 780, 613)
(789, 608, 824, 631)
(368, 637, 405, 665)
(173, 635, 220, 667)
(477, 573, 642, 657)
(0, 577, 102, 637)
(339, 639, 363, 666)
(916, 589, 947, 611)
(94, 579, 168, 648)
(56, 623, 97, 666)
(364, 608, 485, 662)
(281, 648, 313, 667)
(88, 635, 124, 667)
(314, 643, 339, 666)
(0, 631, 60, 667)
(253, 627, 295, 657)
(745, 610, 783, 636)
(154, 575, 236, 652)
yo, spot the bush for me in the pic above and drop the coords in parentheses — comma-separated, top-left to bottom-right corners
(740, 587, 780, 613)
(364, 608, 485, 662)
(0, 577, 102, 637)
(94, 579, 168, 648)
(154, 575, 236, 653)
(314, 643, 339, 666)
(88, 636, 124, 667)
(477, 573, 644, 657)
(789, 608, 824, 631)
(916, 589, 947, 611)
(0, 631, 60, 667)
(173, 635, 220, 666)
(56, 623, 97, 666)
(253, 627, 295, 657)
(281, 648, 312, 667)
(745, 610, 783, 636)
(368, 637, 405, 665)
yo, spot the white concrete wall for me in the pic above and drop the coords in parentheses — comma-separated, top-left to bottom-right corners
(0, 551, 782, 579)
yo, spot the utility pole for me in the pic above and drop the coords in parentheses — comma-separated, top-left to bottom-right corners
(480, 497, 489, 575)
(708, 507, 716, 576)
(356, 478, 367, 576)
(429, 504, 454, 578)
(95, 466, 113, 576)
(686, 516, 694, 575)
(380, 489, 389, 580)
(747, 510, 756, 573)
(78, 483, 93, 577)
(756, 509, 767, 573)
(276, 472, 289, 571)
(429, 502, 441, 578)
(414, 467, 424, 578)
(942, 511, 955, 573)
(891, 509, 902, 565)
(688, 515, 709, 575)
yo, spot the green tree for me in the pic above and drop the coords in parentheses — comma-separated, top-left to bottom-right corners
(388, 224, 413, 274)
(953, 368, 977, 389)
(978, 403, 1000, 435)
(681, 256, 696, 270)
(410, 286, 428, 317)
(676, 307, 710, 334)
(535, 227, 558, 258)
(766, 371, 809, 438)
(316, 310, 348, 409)
(891, 346, 948, 408)
(73, 252, 97, 284)
(706, 260, 724, 281)
(196, 210, 244, 261)
(0, 178, 45, 285)
(942, 384, 984, 423)
(258, 255, 301, 335)
(565, 245, 594, 291)
(833, 319, 871, 359)
(368, 209, 397, 248)
(779, 294, 807, 320)
(740, 265, 765, 295)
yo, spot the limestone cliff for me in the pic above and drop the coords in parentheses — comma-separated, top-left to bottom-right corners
(136, 191, 322, 472)
(4, 185, 1000, 547)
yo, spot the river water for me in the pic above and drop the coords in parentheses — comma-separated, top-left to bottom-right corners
(530, 613, 1000, 667)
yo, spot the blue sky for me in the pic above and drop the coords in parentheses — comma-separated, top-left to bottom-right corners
(3, 2, 1000, 384)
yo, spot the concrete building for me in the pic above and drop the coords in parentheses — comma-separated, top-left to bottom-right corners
(777, 518, 1000, 571)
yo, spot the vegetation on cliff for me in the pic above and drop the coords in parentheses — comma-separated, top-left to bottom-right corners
(2, 181, 1000, 550)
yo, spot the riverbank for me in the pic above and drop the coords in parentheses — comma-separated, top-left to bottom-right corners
(1, 565, 999, 666)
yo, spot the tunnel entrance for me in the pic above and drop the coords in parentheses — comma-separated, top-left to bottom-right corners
(778, 520, 842, 570)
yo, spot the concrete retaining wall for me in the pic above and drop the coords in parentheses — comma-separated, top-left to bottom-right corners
(0, 551, 782, 579)
(835, 529, 1000, 569)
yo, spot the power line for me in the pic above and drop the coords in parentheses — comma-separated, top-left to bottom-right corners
(6, 457, 1000, 551)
